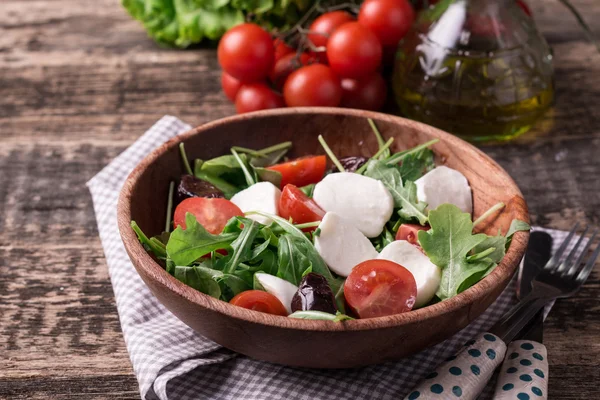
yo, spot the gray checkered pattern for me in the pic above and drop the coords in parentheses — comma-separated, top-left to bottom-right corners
(87, 116, 572, 400)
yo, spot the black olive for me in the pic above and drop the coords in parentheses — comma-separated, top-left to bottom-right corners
(331, 156, 368, 173)
(175, 175, 224, 204)
(291, 273, 337, 314)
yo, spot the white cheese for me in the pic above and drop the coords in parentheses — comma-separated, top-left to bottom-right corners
(378, 240, 441, 308)
(415, 166, 472, 214)
(230, 182, 281, 225)
(312, 172, 394, 238)
(314, 212, 379, 277)
(254, 273, 298, 314)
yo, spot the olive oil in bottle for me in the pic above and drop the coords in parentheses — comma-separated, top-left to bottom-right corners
(393, 0, 554, 142)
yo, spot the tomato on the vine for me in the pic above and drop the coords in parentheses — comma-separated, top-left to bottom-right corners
(235, 83, 285, 114)
(221, 71, 243, 102)
(307, 11, 355, 48)
(340, 73, 387, 111)
(283, 64, 342, 107)
(230, 290, 288, 316)
(327, 22, 382, 80)
(358, 0, 415, 48)
(173, 197, 243, 234)
(270, 52, 311, 90)
(344, 259, 417, 319)
(218, 23, 274, 82)
(273, 38, 294, 62)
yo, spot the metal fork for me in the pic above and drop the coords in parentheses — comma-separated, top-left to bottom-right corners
(492, 224, 600, 341)
(405, 226, 600, 400)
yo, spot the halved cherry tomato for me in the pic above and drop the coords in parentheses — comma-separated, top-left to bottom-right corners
(344, 259, 417, 318)
(395, 223, 430, 245)
(173, 197, 243, 234)
(266, 155, 327, 188)
(279, 184, 325, 230)
(230, 290, 288, 316)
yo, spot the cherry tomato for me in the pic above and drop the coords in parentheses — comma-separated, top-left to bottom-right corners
(340, 73, 387, 111)
(230, 290, 288, 316)
(270, 52, 311, 90)
(283, 64, 342, 107)
(235, 83, 285, 114)
(273, 38, 294, 62)
(395, 223, 430, 245)
(344, 259, 417, 318)
(279, 184, 326, 229)
(221, 71, 243, 102)
(173, 197, 243, 234)
(308, 11, 355, 48)
(218, 24, 274, 82)
(516, 0, 532, 16)
(327, 22, 382, 80)
(267, 155, 327, 188)
(358, 0, 415, 48)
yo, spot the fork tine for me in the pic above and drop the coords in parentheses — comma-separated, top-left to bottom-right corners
(576, 242, 600, 285)
(566, 229, 598, 277)
(558, 226, 590, 275)
(546, 223, 579, 272)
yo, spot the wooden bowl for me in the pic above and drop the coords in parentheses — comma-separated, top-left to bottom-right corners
(117, 108, 529, 368)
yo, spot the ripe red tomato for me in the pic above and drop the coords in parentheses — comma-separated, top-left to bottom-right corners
(327, 22, 382, 80)
(173, 197, 243, 234)
(273, 38, 294, 62)
(279, 184, 326, 228)
(267, 155, 327, 188)
(283, 64, 342, 107)
(340, 73, 387, 111)
(344, 259, 417, 318)
(221, 71, 243, 102)
(308, 11, 355, 48)
(235, 83, 285, 114)
(395, 223, 430, 244)
(218, 24, 274, 82)
(358, 0, 415, 48)
(230, 290, 288, 316)
(270, 52, 311, 90)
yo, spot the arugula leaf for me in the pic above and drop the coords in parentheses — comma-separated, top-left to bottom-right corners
(248, 211, 343, 293)
(172, 265, 221, 298)
(288, 311, 354, 321)
(195, 154, 249, 189)
(194, 159, 241, 199)
(368, 119, 391, 160)
(506, 219, 531, 249)
(217, 273, 251, 301)
(399, 148, 435, 182)
(277, 234, 313, 285)
(249, 147, 289, 168)
(131, 221, 167, 259)
(418, 204, 490, 300)
(473, 233, 506, 264)
(253, 166, 282, 187)
(363, 160, 428, 225)
(224, 220, 260, 274)
(166, 213, 238, 266)
(299, 183, 315, 197)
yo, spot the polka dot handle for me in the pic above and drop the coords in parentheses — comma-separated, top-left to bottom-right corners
(492, 340, 548, 400)
(405, 333, 507, 400)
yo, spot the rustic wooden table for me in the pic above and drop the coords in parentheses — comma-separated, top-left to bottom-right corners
(1, 0, 599, 398)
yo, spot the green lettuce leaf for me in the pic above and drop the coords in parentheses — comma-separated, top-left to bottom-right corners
(166, 213, 238, 266)
(418, 204, 490, 300)
(363, 160, 428, 225)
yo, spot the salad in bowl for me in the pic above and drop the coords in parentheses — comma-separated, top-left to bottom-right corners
(131, 118, 529, 322)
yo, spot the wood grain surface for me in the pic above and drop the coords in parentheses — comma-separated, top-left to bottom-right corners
(1, 0, 599, 398)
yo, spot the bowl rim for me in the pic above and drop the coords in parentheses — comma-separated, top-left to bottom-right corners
(117, 107, 529, 332)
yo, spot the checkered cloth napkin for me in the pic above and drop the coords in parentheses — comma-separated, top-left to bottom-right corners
(87, 116, 572, 400)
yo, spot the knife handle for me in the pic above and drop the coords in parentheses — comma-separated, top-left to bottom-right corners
(492, 340, 548, 400)
(404, 332, 507, 400)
